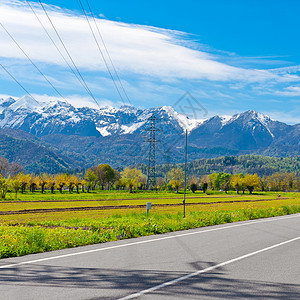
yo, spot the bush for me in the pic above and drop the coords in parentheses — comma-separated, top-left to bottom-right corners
(190, 183, 197, 193)
(166, 183, 173, 191)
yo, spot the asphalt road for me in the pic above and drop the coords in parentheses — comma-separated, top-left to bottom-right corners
(0, 214, 299, 299)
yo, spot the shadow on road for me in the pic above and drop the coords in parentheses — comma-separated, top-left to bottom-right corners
(0, 261, 299, 299)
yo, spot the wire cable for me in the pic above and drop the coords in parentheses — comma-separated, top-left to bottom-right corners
(38, 0, 101, 109)
(0, 21, 69, 103)
(85, 0, 132, 105)
(77, 0, 127, 105)
(0, 64, 55, 118)
(25, 0, 98, 106)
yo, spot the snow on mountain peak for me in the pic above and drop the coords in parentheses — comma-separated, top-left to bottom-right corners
(0, 97, 16, 113)
(9, 95, 42, 113)
(0, 97, 15, 105)
(253, 111, 274, 138)
(220, 115, 233, 126)
(43, 100, 74, 112)
(255, 111, 271, 123)
(0, 94, 281, 140)
(219, 110, 275, 138)
(161, 105, 204, 132)
(119, 105, 139, 114)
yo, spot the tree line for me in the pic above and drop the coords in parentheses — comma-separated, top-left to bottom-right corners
(169, 170, 300, 194)
(0, 158, 148, 198)
(0, 155, 300, 199)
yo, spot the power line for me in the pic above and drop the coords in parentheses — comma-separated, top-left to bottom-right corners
(0, 21, 69, 103)
(84, 0, 132, 105)
(77, 0, 128, 105)
(38, 0, 101, 109)
(0, 64, 55, 118)
(0, 64, 40, 106)
(25, 0, 99, 107)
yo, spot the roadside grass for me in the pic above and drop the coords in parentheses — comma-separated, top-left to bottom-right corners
(0, 190, 299, 259)
(1, 204, 299, 259)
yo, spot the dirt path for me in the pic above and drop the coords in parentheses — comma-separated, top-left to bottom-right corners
(0, 195, 242, 203)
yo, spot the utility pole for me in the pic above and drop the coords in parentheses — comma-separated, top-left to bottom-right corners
(183, 129, 188, 218)
(146, 114, 158, 190)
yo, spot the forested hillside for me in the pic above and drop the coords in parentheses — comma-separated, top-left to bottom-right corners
(154, 155, 300, 177)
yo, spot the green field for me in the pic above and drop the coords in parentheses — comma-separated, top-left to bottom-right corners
(1, 190, 300, 259)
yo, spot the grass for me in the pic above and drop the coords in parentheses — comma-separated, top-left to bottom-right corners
(2, 190, 190, 201)
(2, 189, 285, 202)
(0, 190, 299, 259)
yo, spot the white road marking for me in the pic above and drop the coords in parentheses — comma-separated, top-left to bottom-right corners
(118, 236, 300, 300)
(0, 213, 299, 269)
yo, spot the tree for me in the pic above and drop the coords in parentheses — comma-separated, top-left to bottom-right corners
(260, 175, 268, 192)
(29, 175, 39, 193)
(95, 164, 116, 190)
(267, 173, 284, 191)
(293, 175, 300, 191)
(189, 177, 198, 193)
(0, 157, 9, 177)
(137, 174, 147, 190)
(38, 173, 48, 194)
(200, 175, 209, 193)
(0, 176, 8, 199)
(190, 183, 197, 193)
(81, 179, 86, 193)
(216, 172, 231, 193)
(266, 172, 296, 192)
(121, 167, 142, 193)
(47, 175, 56, 194)
(283, 172, 295, 191)
(65, 174, 77, 193)
(208, 173, 218, 190)
(84, 170, 97, 193)
(55, 174, 67, 193)
(243, 174, 260, 194)
(168, 168, 184, 193)
(113, 170, 122, 190)
(9, 176, 22, 199)
(73, 176, 81, 194)
(230, 174, 244, 194)
(156, 177, 165, 191)
(8, 163, 23, 178)
(18, 173, 31, 193)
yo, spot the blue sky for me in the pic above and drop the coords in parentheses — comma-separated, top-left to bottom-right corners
(0, 0, 300, 123)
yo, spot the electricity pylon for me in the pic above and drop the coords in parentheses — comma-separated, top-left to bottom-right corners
(145, 114, 159, 190)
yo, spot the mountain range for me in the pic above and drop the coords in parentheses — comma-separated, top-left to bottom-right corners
(0, 95, 299, 173)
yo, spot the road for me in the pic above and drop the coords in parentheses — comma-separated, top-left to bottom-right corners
(0, 214, 299, 299)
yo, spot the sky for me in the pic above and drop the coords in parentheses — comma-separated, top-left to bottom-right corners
(0, 0, 300, 123)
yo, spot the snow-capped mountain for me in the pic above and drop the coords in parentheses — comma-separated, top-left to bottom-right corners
(189, 110, 291, 150)
(0, 95, 298, 173)
(0, 96, 201, 137)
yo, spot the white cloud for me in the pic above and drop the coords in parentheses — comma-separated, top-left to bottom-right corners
(0, 0, 300, 126)
(33, 93, 115, 108)
(0, 93, 18, 100)
(267, 111, 300, 124)
(0, 0, 299, 85)
(66, 95, 114, 108)
(1, 92, 114, 109)
(275, 86, 300, 97)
